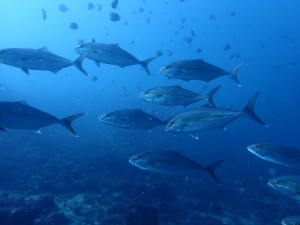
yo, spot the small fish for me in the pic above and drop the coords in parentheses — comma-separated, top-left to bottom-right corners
(123, 86, 127, 90)
(129, 150, 225, 185)
(41, 8, 46, 20)
(139, 8, 144, 13)
(59, 4, 68, 12)
(146, 17, 150, 23)
(210, 15, 216, 20)
(230, 12, 236, 17)
(160, 59, 246, 86)
(69, 22, 78, 30)
(230, 53, 240, 62)
(88, 3, 95, 10)
(179, 0, 185, 2)
(247, 144, 300, 169)
(99, 109, 169, 131)
(124, 20, 128, 25)
(96, 4, 102, 11)
(139, 85, 220, 107)
(111, 0, 118, 9)
(224, 44, 231, 51)
(187, 37, 193, 44)
(282, 216, 300, 225)
(166, 50, 172, 56)
(181, 18, 186, 23)
(0, 101, 83, 136)
(196, 48, 202, 53)
(0, 47, 88, 76)
(129, 40, 135, 45)
(91, 76, 98, 81)
(268, 176, 300, 200)
(110, 12, 120, 22)
(190, 29, 195, 37)
(156, 51, 163, 57)
(165, 92, 266, 139)
(78, 39, 84, 45)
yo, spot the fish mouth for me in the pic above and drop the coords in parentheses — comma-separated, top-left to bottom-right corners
(99, 114, 107, 121)
(159, 67, 167, 75)
(139, 92, 145, 99)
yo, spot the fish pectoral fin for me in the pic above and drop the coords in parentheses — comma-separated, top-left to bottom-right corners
(190, 133, 198, 139)
(118, 65, 125, 69)
(0, 127, 7, 131)
(21, 68, 30, 76)
(94, 61, 101, 68)
(38, 46, 52, 54)
(51, 70, 60, 74)
(33, 129, 41, 134)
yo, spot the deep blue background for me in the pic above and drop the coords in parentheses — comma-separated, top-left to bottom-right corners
(0, 0, 299, 224)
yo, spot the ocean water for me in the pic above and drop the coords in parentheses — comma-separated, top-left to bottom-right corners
(0, 0, 299, 224)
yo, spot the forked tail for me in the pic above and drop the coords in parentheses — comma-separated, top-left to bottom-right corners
(203, 86, 221, 107)
(229, 61, 246, 87)
(74, 52, 89, 76)
(204, 160, 225, 185)
(60, 113, 84, 137)
(242, 92, 267, 126)
(140, 57, 156, 75)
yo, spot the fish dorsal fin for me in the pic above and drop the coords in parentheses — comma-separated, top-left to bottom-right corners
(172, 85, 181, 88)
(134, 108, 143, 111)
(197, 59, 204, 61)
(92, 38, 96, 43)
(38, 47, 52, 54)
(13, 100, 28, 105)
(111, 43, 120, 47)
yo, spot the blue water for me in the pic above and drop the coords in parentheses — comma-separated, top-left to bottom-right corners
(0, 0, 299, 224)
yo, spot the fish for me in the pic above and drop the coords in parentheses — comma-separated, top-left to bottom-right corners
(247, 143, 300, 169)
(78, 39, 84, 45)
(129, 40, 135, 45)
(159, 59, 246, 87)
(165, 92, 266, 139)
(0, 47, 88, 76)
(74, 41, 156, 75)
(268, 175, 300, 200)
(99, 109, 168, 131)
(190, 29, 195, 37)
(96, 4, 102, 11)
(41, 8, 46, 20)
(110, 12, 120, 22)
(146, 17, 150, 23)
(111, 0, 118, 9)
(282, 216, 300, 225)
(69, 22, 78, 29)
(139, 8, 144, 13)
(59, 4, 68, 12)
(166, 50, 172, 56)
(139, 85, 220, 107)
(0, 101, 83, 136)
(210, 15, 216, 20)
(0, 85, 4, 89)
(129, 150, 225, 185)
(88, 3, 94, 10)
(224, 44, 231, 51)
(187, 37, 193, 44)
(156, 51, 163, 57)
(91, 76, 98, 81)
(196, 48, 202, 53)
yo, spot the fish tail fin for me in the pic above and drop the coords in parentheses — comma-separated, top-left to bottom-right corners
(204, 160, 225, 185)
(140, 57, 156, 75)
(60, 113, 84, 137)
(242, 92, 267, 126)
(229, 61, 246, 87)
(203, 86, 221, 107)
(74, 52, 89, 76)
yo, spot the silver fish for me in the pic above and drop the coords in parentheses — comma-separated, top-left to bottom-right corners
(139, 85, 220, 107)
(0, 101, 83, 136)
(129, 150, 225, 185)
(282, 215, 300, 225)
(74, 42, 156, 75)
(247, 143, 300, 169)
(99, 109, 167, 131)
(268, 175, 300, 200)
(159, 59, 246, 87)
(0, 47, 88, 76)
(165, 92, 266, 139)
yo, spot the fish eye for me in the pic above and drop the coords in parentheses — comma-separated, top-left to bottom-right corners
(136, 156, 141, 160)
(165, 66, 170, 69)
(276, 181, 282, 185)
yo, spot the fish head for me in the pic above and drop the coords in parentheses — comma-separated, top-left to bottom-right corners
(99, 112, 114, 125)
(129, 152, 150, 170)
(74, 43, 95, 55)
(165, 118, 184, 133)
(267, 176, 296, 196)
(139, 90, 154, 103)
(247, 144, 271, 158)
(159, 63, 175, 78)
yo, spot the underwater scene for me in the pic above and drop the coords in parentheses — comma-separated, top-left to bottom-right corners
(0, 0, 299, 224)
